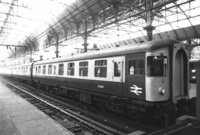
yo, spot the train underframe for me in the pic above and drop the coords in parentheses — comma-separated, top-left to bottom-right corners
(11, 76, 197, 126)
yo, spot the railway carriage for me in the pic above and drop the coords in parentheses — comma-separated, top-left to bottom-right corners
(1, 39, 195, 121)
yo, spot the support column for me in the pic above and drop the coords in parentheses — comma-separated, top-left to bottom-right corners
(40, 55, 43, 61)
(82, 19, 88, 52)
(144, 25, 155, 41)
(55, 35, 59, 58)
(30, 48, 33, 62)
(143, 0, 155, 41)
(187, 39, 192, 59)
(197, 65, 200, 120)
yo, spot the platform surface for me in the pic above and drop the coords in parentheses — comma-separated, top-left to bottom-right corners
(0, 80, 73, 135)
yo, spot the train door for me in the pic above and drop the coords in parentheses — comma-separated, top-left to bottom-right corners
(171, 44, 188, 102)
(111, 57, 125, 96)
(124, 53, 145, 100)
(52, 64, 58, 77)
(112, 57, 125, 82)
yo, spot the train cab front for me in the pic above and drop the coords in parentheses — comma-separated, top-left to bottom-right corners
(145, 42, 196, 119)
(145, 53, 176, 117)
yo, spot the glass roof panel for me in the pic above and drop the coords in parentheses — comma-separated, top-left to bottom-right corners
(0, 0, 76, 60)
(0, 0, 200, 61)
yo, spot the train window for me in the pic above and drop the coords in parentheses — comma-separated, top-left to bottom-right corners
(38, 66, 41, 74)
(114, 62, 121, 77)
(94, 60, 107, 77)
(48, 65, 52, 75)
(26, 67, 28, 73)
(35, 67, 37, 74)
(79, 61, 88, 76)
(129, 60, 144, 75)
(147, 56, 167, 76)
(43, 65, 46, 74)
(58, 64, 64, 75)
(67, 62, 74, 76)
(53, 65, 57, 75)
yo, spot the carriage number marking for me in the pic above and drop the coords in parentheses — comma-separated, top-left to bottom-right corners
(98, 85, 104, 88)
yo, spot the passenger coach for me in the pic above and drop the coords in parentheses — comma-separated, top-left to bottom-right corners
(2, 39, 194, 120)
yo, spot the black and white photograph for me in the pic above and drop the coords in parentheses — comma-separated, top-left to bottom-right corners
(0, 0, 199, 135)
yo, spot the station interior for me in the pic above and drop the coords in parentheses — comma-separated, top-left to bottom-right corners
(0, 0, 200, 135)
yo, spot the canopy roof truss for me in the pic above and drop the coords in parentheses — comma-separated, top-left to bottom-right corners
(0, 0, 200, 61)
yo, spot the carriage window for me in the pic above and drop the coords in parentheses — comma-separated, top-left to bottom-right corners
(35, 67, 37, 74)
(38, 66, 41, 74)
(26, 67, 28, 73)
(129, 60, 144, 75)
(79, 61, 88, 76)
(42, 65, 46, 74)
(147, 55, 167, 76)
(67, 62, 74, 76)
(95, 60, 107, 77)
(58, 64, 64, 75)
(114, 61, 121, 77)
(48, 65, 52, 75)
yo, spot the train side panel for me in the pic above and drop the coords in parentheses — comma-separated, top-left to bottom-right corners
(32, 56, 125, 97)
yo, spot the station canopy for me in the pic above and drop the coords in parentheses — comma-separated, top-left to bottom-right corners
(0, 0, 200, 61)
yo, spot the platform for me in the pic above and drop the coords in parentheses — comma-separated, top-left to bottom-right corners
(0, 80, 73, 135)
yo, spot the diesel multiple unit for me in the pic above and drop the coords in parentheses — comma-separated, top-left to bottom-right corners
(1, 39, 195, 120)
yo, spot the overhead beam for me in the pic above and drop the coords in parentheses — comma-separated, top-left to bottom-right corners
(0, 44, 27, 47)
(0, 0, 15, 36)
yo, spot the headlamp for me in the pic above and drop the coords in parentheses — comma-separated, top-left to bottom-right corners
(159, 87, 165, 95)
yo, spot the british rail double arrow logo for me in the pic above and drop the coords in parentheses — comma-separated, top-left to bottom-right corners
(130, 84, 142, 96)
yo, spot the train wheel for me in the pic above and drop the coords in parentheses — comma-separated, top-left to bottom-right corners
(164, 102, 177, 117)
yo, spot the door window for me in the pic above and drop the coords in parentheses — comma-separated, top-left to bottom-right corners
(128, 60, 144, 75)
(114, 61, 121, 77)
(147, 55, 167, 76)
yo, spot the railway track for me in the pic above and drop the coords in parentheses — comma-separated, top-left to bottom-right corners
(1, 77, 158, 135)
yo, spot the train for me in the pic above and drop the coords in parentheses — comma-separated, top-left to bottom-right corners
(188, 59, 199, 100)
(0, 39, 196, 122)
(189, 59, 200, 84)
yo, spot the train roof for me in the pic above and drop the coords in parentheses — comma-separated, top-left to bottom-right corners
(8, 39, 180, 68)
(33, 39, 179, 65)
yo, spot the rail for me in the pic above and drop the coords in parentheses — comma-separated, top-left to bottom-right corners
(1, 78, 125, 135)
(148, 118, 200, 135)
